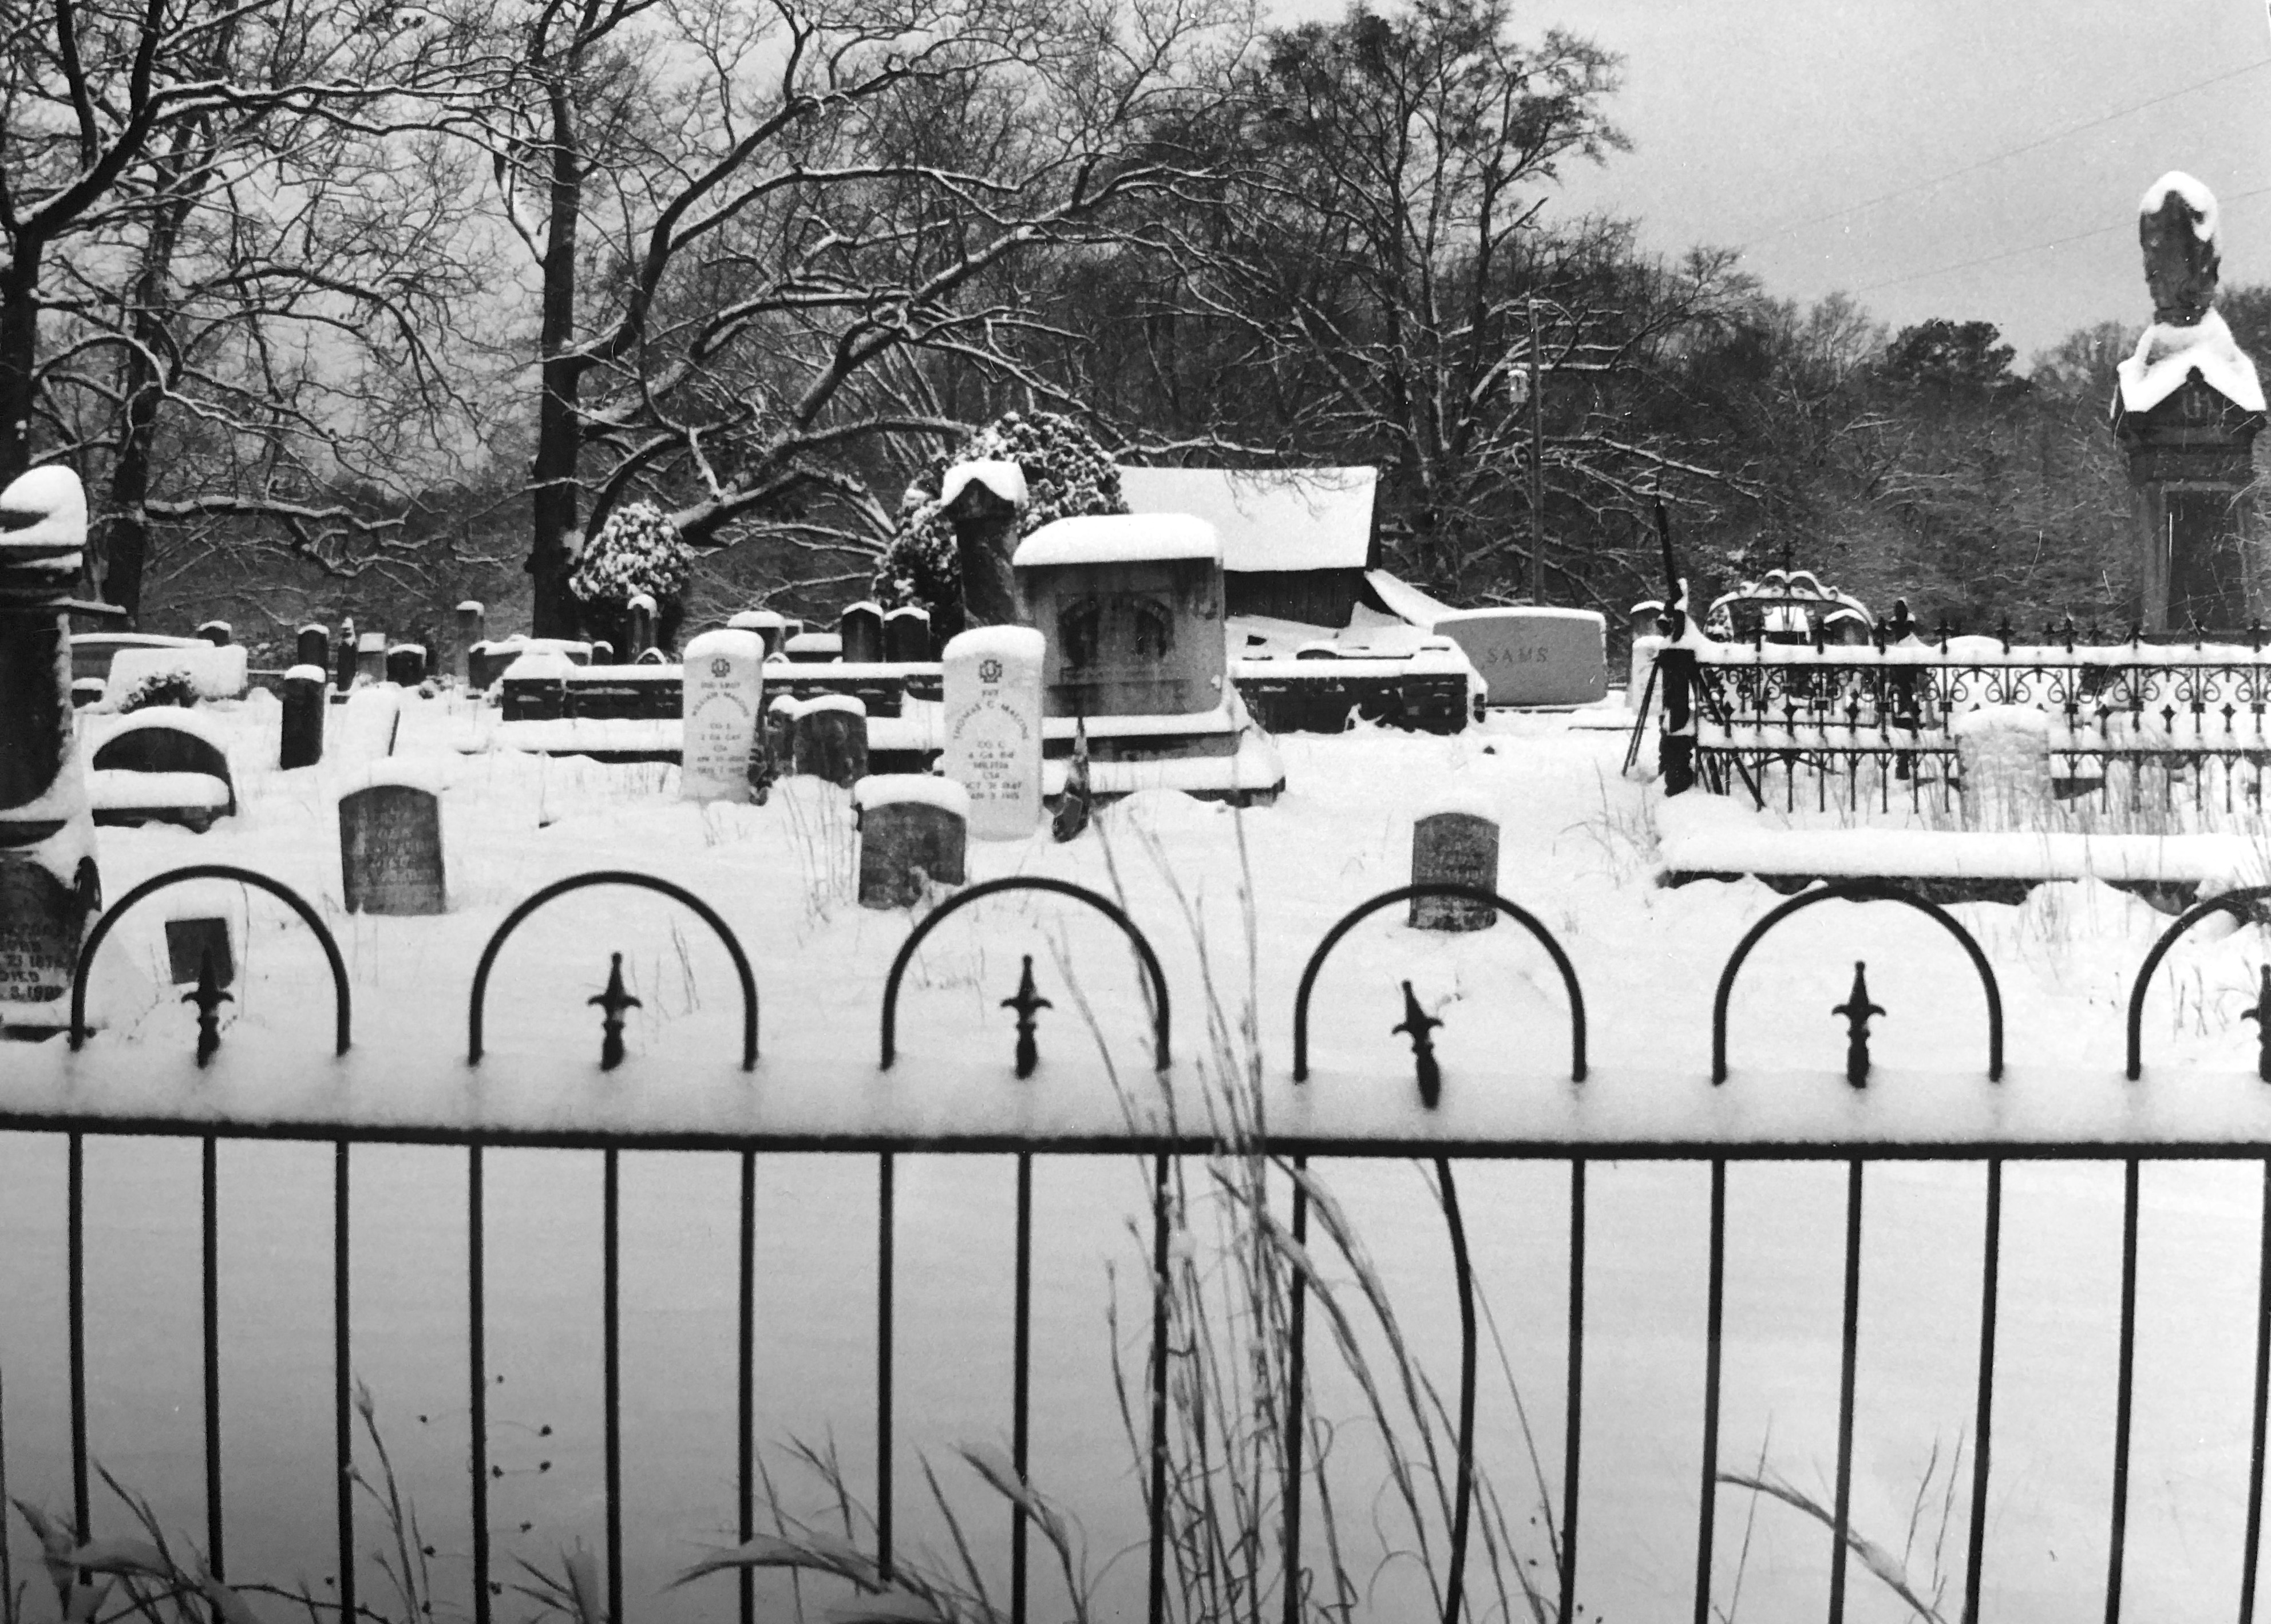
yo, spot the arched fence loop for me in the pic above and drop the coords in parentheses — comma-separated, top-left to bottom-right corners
(1290, 882, 1587, 1083)
(466, 871, 758, 1069)
(69, 865, 349, 1056)
(1711, 879, 2003, 1084)
(2125, 883, 2271, 1080)
(878, 877, 1170, 1072)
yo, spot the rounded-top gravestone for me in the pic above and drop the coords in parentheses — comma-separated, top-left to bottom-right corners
(943, 626, 1045, 840)
(338, 769, 446, 914)
(679, 629, 766, 802)
(884, 605, 932, 663)
(854, 775, 970, 909)
(1409, 798, 1500, 931)
(793, 694, 868, 787)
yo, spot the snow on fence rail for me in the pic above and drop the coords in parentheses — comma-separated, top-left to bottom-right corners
(10, 867, 2271, 1624)
(1679, 639, 2271, 818)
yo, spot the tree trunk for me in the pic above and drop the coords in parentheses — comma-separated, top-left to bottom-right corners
(0, 240, 43, 481)
(528, 82, 585, 639)
(89, 201, 187, 623)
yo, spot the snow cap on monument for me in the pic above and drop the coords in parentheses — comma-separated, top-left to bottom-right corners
(0, 465, 88, 576)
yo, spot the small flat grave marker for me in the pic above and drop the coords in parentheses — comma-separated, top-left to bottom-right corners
(164, 917, 235, 988)
(339, 779, 446, 914)
(943, 627, 1044, 840)
(1409, 806, 1500, 932)
(855, 776, 969, 908)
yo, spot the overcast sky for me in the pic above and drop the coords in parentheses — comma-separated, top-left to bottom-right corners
(1271, 0, 2271, 366)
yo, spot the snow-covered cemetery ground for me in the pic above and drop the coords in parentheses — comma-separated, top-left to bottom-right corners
(9, 686, 2271, 1624)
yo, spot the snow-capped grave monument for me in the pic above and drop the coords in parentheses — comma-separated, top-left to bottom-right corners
(338, 767, 446, 914)
(793, 694, 868, 787)
(940, 460, 1028, 633)
(943, 625, 1045, 839)
(679, 628, 766, 802)
(2111, 172, 2266, 632)
(1410, 798, 1501, 931)
(89, 710, 236, 830)
(281, 666, 326, 769)
(0, 466, 101, 1032)
(854, 775, 969, 909)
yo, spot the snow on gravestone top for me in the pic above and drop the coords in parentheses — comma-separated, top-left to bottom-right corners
(0, 465, 87, 577)
(943, 626, 1044, 840)
(104, 642, 248, 704)
(1011, 512, 1218, 567)
(938, 459, 1028, 510)
(1426, 608, 1605, 707)
(854, 775, 972, 814)
(337, 774, 446, 915)
(90, 708, 236, 814)
(680, 629, 765, 802)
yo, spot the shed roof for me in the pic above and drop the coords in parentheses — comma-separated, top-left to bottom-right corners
(1115, 466, 1376, 573)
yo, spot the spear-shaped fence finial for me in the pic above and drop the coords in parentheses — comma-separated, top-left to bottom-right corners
(1831, 960, 1885, 1089)
(1002, 954, 1052, 1079)
(2241, 965, 2271, 1083)
(181, 945, 232, 1069)
(1392, 980, 1446, 1108)
(589, 952, 641, 1072)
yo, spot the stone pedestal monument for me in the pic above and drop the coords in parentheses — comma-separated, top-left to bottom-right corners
(0, 468, 102, 1034)
(2110, 172, 2266, 633)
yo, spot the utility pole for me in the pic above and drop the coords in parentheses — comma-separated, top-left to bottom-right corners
(1528, 295, 1545, 604)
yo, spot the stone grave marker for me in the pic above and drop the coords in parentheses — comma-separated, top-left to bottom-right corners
(679, 629, 765, 802)
(70, 679, 105, 709)
(884, 605, 932, 663)
(0, 861, 84, 1015)
(854, 776, 969, 908)
(339, 775, 446, 914)
(1409, 802, 1500, 931)
(1955, 708, 2052, 832)
(729, 609, 788, 657)
(91, 714, 237, 825)
(1013, 513, 1224, 717)
(196, 620, 232, 647)
(794, 695, 868, 787)
(943, 626, 1044, 840)
(635, 647, 667, 666)
(298, 623, 331, 674)
(763, 695, 798, 785)
(355, 631, 386, 684)
(334, 684, 403, 762)
(335, 618, 358, 690)
(785, 632, 841, 664)
(386, 643, 426, 686)
(840, 601, 884, 663)
(454, 603, 484, 686)
(1429, 608, 1607, 707)
(590, 640, 617, 667)
(280, 665, 326, 768)
(627, 593, 656, 657)
(164, 916, 235, 988)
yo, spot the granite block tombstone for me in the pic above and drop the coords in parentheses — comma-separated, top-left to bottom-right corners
(1409, 806, 1500, 931)
(339, 778, 446, 914)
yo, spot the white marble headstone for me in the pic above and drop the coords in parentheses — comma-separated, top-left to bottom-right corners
(943, 626, 1045, 840)
(680, 629, 766, 801)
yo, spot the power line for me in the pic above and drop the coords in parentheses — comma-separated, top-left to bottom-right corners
(1847, 180, 2271, 296)
(1734, 56, 2271, 252)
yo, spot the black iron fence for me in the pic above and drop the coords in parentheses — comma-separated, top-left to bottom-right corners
(7, 868, 2271, 1624)
(1676, 639, 2271, 817)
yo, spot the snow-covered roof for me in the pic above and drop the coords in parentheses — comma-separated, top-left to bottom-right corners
(2115, 309, 2266, 413)
(1011, 514, 1218, 567)
(1115, 466, 1375, 572)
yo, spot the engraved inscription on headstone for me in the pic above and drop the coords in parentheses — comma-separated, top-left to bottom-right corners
(1429, 608, 1607, 708)
(943, 627, 1044, 841)
(679, 629, 765, 802)
(0, 858, 78, 1007)
(164, 917, 235, 988)
(339, 782, 446, 914)
(1409, 809, 1500, 931)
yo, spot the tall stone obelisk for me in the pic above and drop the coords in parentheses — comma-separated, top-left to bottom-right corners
(2110, 172, 2266, 633)
(0, 466, 101, 1036)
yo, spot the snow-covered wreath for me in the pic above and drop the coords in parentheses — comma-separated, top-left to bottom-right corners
(871, 412, 1127, 613)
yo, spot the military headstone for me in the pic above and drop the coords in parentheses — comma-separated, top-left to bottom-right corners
(281, 665, 326, 769)
(840, 601, 885, 664)
(298, 623, 331, 674)
(454, 602, 484, 687)
(943, 626, 1044, 841)
(1409, 804, 1500, 932)
(339, 776, 446, 914)
(164, 916, 235, 988)
(884, 605, 932, 663)
(1428, 608, 1607, 708)
(794, 695, 869, 787)
(679, 629, 766, 802)
(854, 777, 970, 908)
